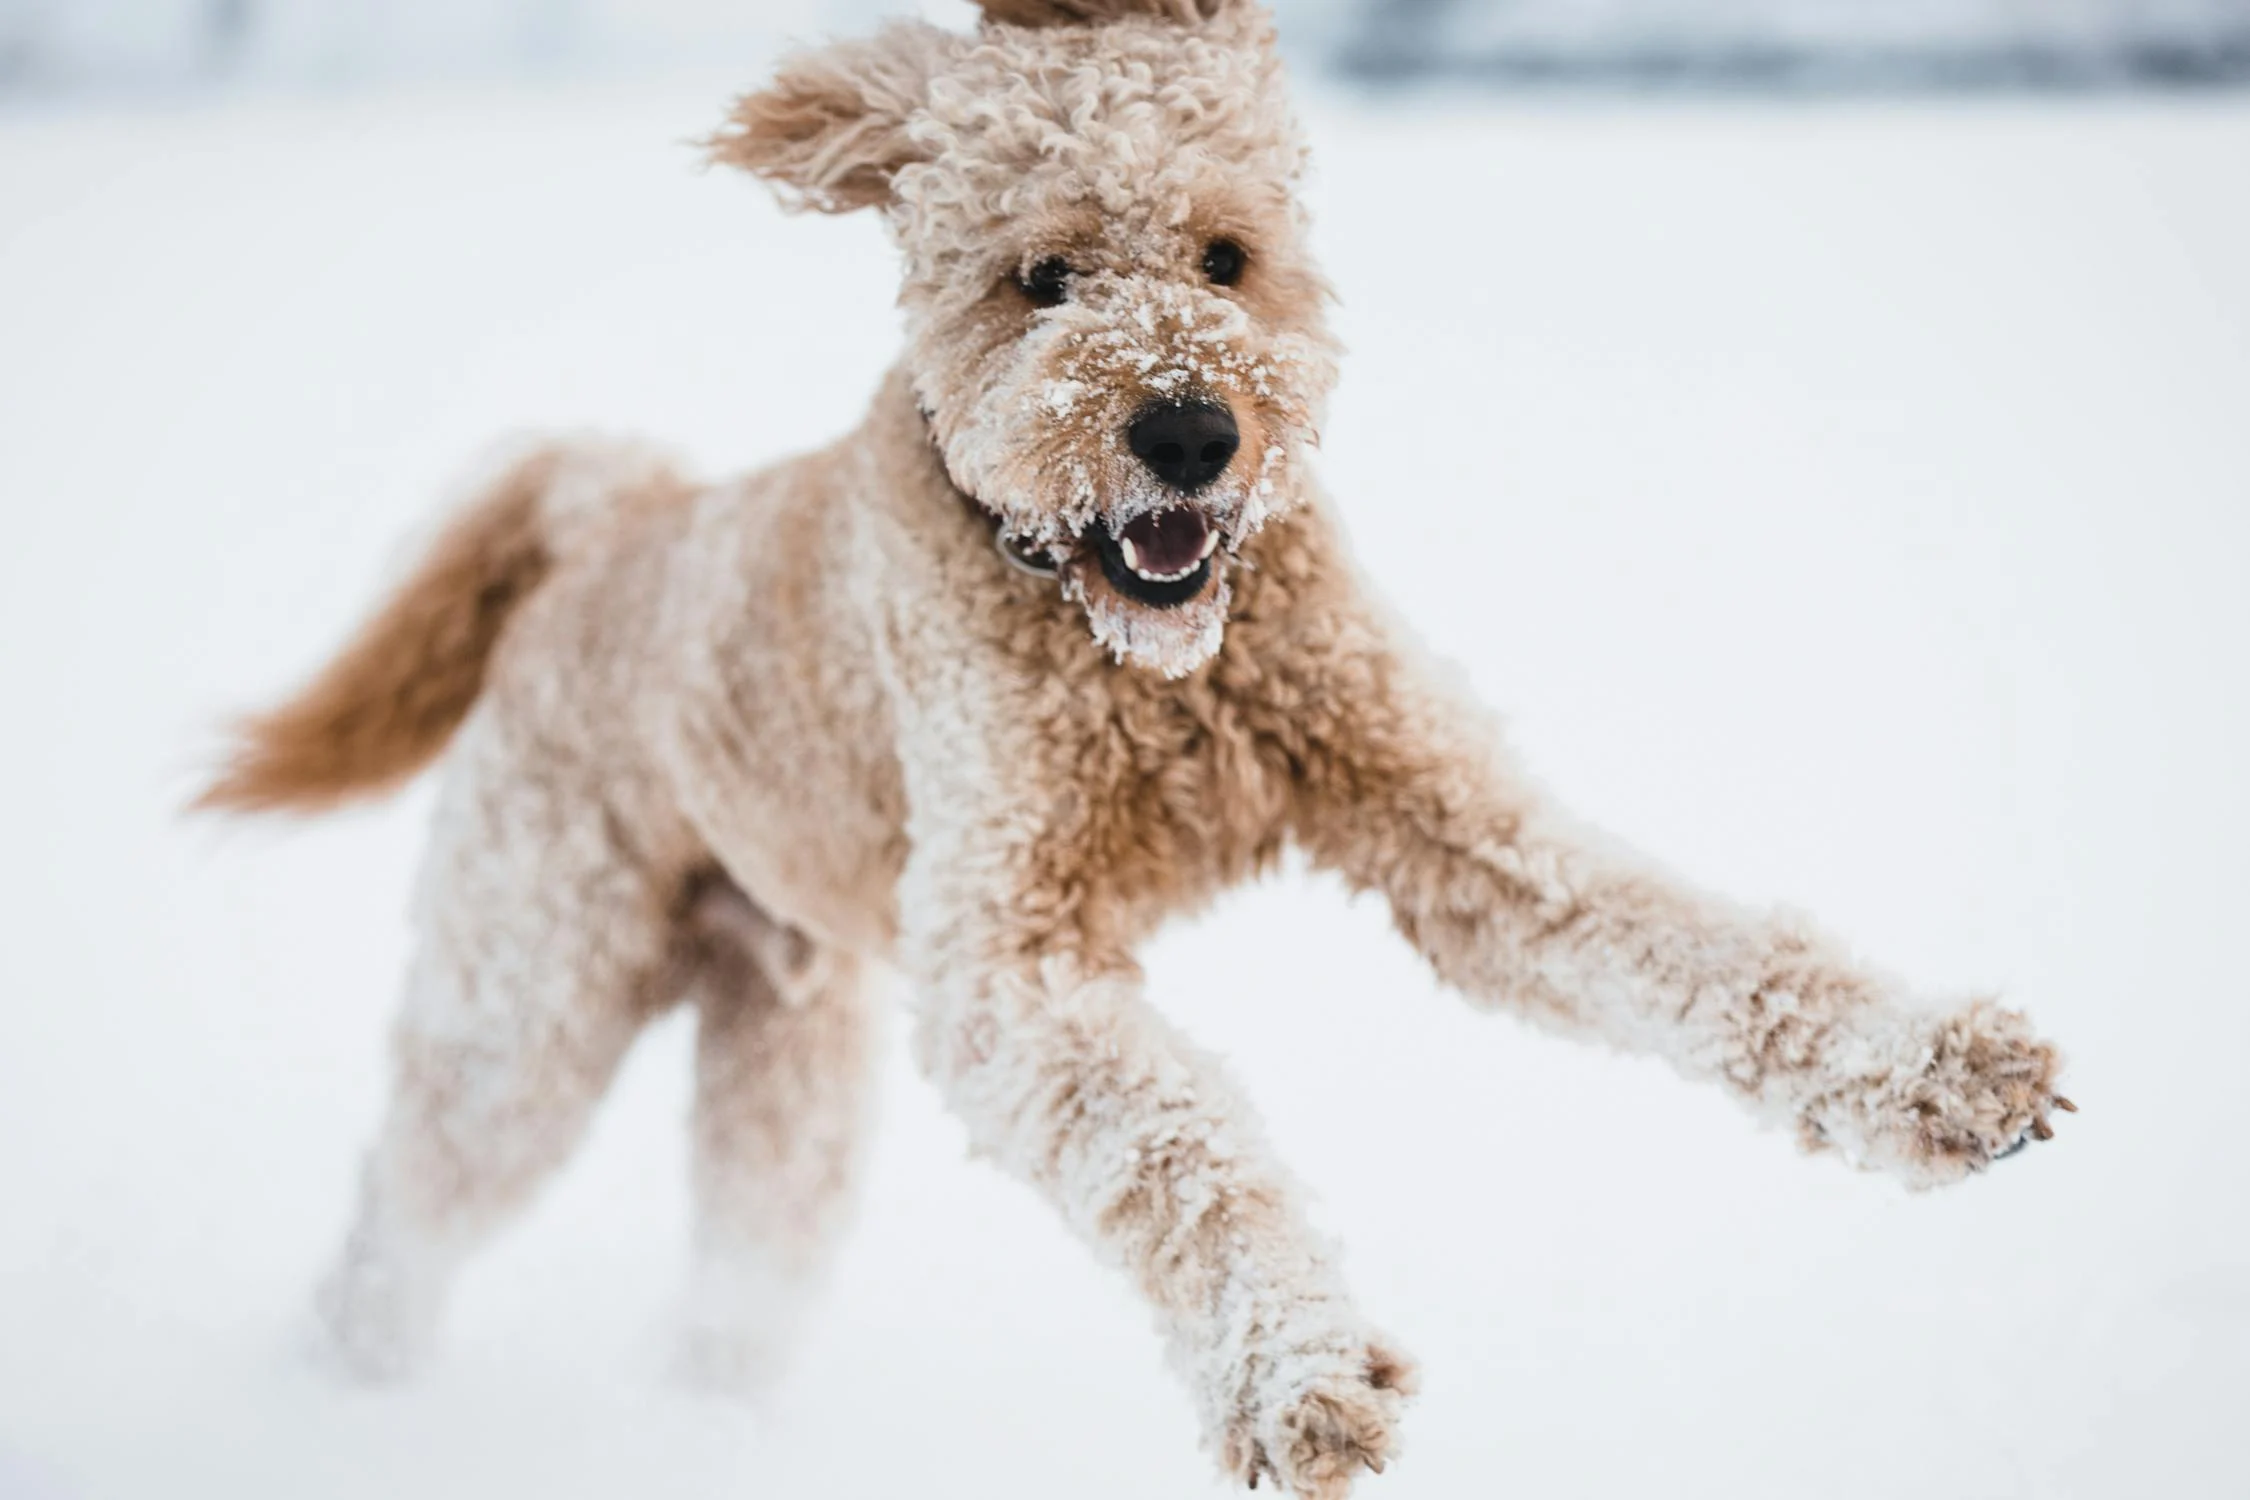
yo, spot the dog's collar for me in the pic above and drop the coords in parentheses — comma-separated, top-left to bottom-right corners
(919, 405, 1059, 580)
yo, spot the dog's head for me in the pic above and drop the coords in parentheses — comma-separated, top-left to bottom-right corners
(712, 0, 1335, 676)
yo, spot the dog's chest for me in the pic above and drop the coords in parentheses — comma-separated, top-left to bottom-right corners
(1034, 663, 1293, 913)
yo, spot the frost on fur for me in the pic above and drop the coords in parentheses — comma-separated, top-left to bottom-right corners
(206, 3, 2067, 1498)
(713, 0, 1331, 677)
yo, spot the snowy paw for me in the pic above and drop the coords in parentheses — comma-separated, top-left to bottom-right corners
(308, 1255, 439, 1383)
(1222, 1336, 1416, 1498)
(670, 1257, 809, 1400)
(671, 1319, 791, 1399)
(1807, 999, 2072, 1188)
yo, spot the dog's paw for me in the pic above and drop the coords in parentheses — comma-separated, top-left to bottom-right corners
(1807, 999, 2072, 1188)
(308, 1253, 438, 1383)
(671, 1307, 804, 1401)
(670, 1255, 810, 1400)
(671, 1325, 778, 1399)
(1221, 1336, 1416, 1498)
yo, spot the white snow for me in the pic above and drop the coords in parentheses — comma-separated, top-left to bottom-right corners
(3, 77, 2248, 1500)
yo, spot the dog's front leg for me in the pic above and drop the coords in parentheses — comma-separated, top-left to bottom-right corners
(1261, 570, 2067, 1188)
(900, 837, 1413, 1497)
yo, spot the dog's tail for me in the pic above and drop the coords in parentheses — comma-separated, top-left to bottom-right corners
(195, 442, 670, 816)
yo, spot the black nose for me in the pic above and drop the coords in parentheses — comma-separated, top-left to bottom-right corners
(1127, 402, 1239, 494)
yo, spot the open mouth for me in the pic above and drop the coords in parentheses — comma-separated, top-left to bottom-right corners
(1090, 506, 1222, 608)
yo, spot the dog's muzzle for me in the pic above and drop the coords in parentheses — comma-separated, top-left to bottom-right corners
(1091, 507, 1222, 608)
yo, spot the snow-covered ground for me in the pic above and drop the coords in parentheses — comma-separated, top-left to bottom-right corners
(2, 74, 2247, 1500)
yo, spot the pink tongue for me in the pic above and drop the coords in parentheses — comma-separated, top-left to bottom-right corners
(1120, 508, 1209, 574)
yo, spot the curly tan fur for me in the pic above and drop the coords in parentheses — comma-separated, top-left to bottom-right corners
(206, 4, 2069, 1495)
(707, 25, 964, 212)
(974, 0, 1238, 28)
(195, 448, 558, 813)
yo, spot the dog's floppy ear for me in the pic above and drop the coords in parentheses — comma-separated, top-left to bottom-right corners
(975, 0, 1238, 26)
(707, 23, 959, 213)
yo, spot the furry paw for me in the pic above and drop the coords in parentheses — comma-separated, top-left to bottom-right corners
(1807, 999, 2072, 1188)
(671, 1322, 786, 1399)
(1222, 1337, 1416, 1498)
(309, 1250, 439, 1383)
(670, 1255, 808, 1399)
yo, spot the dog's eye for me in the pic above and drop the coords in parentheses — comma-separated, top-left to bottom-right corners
(1018, 256, 1073, 308)
(1201, 238, 1246, 287)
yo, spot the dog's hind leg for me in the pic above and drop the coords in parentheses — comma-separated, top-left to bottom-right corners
(313, 709, 683, 1381)
(673, 877, 877, 1396)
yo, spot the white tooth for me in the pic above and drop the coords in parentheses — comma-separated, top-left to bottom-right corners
(1119, 536, 1142, 573)
(1197, 528, 1220, 560)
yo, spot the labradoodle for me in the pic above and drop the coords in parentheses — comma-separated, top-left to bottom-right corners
(201, 1, 2071, 1493)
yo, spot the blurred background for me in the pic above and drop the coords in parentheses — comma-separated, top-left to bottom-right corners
(2, 3, 2246, 1500)
(6, 0, 2250, 93)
